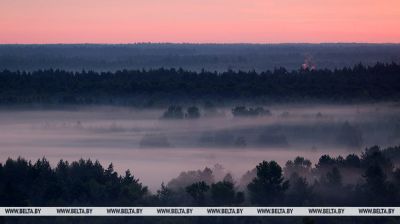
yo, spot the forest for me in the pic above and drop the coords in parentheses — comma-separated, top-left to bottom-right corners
(1, 44, 400, 72)
(1, 145, 400, 223)
(0, 63, 400, 106)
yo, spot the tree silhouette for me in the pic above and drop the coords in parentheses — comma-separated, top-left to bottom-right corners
(360, 165, 397, 205)
(162, 106, 184, 119)
(326, 167, 342, 187)
(286, 173, 313, 206)
(186, 106, 200, 119)
(0, 157, 148, 206)
(185, 181, 210, 205)
(247, 161, 289, 205)
(232, 106, 271, 117)
(210, 181, 236, 205)
(156, 182, 175, 205)
(284, 157, 312, 178)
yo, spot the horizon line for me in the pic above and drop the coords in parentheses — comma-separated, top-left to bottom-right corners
(1, 42, 400, 45)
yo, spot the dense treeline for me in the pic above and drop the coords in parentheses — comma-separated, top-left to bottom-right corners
(0, 63, 400, 105)
(1, 145, 400, 207)
(0, 159, 148, 206)
(1, 146, 400, 223)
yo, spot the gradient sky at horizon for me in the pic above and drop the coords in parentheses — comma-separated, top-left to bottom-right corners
(1, 0, 400, 44)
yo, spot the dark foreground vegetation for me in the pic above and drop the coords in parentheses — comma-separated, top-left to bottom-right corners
(2, 145, 400, 206)
(1, 145, 400, 223)
(0, 63, 400, 105)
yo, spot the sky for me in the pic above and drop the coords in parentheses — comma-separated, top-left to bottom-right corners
(0, 0, 399, 44)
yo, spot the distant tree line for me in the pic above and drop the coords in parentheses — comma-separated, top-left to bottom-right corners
(231, 106, 271, 117)
(161, 105, 269, 119)
(0, 62, 399, 105)
(161, 106, 200, 119)
(158, 106, 363, 149)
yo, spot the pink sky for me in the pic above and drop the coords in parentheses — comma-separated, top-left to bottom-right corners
(1, 0, 399, 43)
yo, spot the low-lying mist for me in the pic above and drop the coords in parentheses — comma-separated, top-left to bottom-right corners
(1, 103, 399, 190)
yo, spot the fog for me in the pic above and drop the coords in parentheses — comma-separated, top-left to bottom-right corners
(0, 103, 399, 191)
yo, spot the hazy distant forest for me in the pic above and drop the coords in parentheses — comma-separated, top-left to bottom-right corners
(1, 44, 400, 72)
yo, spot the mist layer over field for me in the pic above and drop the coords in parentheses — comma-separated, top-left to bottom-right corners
(1, 103, 399, 190)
